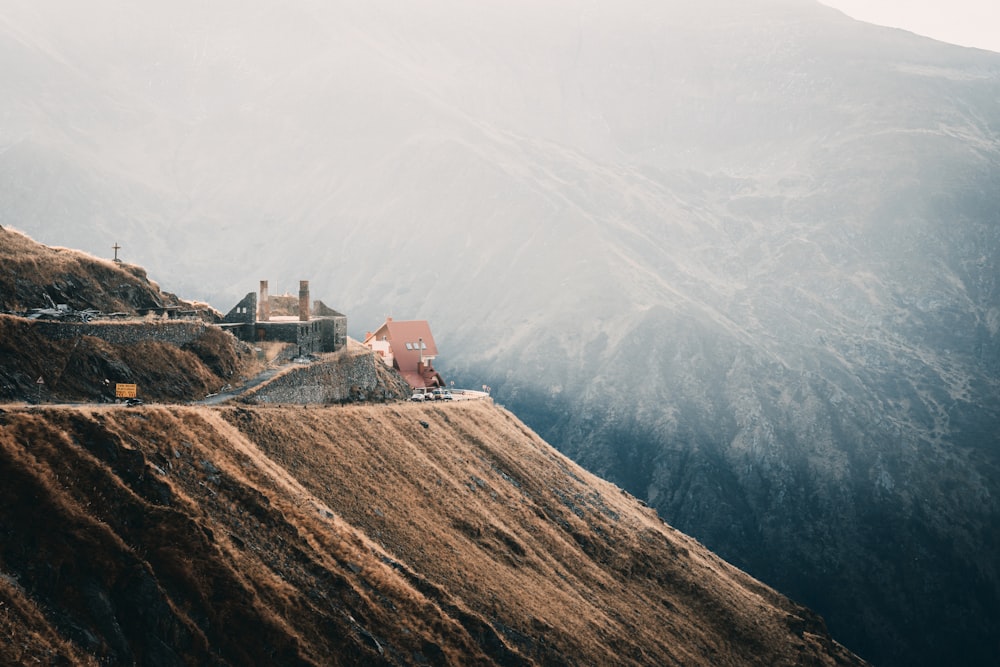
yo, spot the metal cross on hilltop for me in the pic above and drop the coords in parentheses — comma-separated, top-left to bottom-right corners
(112, 242, 122, 263)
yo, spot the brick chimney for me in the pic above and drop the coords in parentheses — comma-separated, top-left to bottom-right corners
(258, 280, 270, 322)
(299, 280, 310, 321)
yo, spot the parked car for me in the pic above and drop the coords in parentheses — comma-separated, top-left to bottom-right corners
(431, 389, 453, 400)
(410, 391, 427, 401)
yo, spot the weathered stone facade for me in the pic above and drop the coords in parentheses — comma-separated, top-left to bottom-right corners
(314, 301, 348, 352)
(222, 292, 256, 325)
(252, 320, 322, 356)
(220, 284, 347, 355)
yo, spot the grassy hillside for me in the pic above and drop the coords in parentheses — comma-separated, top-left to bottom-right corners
(0, 228, 262, 403)
(0, 314, 258, 403)
(0, 226, 214, 317)
(0, 401, 864, 666)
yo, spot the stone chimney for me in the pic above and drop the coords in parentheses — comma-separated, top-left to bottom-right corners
(258, 280, 270, 322)
(299, 280, 310, 321)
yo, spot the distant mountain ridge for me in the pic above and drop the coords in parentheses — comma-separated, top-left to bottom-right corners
(2, 1, 998, 664)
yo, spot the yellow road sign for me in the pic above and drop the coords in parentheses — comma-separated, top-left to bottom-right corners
(115, 383, 137, 398)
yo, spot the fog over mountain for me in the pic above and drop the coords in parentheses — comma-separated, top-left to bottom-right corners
(3, 1, 999, 665)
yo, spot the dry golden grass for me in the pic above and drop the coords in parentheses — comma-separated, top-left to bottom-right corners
(0, 313, 258, 403)
(0, 226, 216, 317)
(1, 227, 258, 403)
(0, 575, 101, 666)
(0, 401, 865, 665)
(257, 341, 292, 364)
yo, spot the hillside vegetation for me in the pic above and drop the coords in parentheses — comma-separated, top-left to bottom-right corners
(0, 227, 213, 318)
(0, 228, 261, 403)
(0, 314, 258, 403)
(0, 401, 863, 666)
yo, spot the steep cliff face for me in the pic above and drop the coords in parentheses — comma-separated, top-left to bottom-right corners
(0, 402, 864, 666)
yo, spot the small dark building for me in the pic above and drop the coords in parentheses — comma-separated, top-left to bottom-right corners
(220, 280, 347, 355)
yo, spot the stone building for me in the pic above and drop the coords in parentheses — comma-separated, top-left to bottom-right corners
(221, 280, 347, 356)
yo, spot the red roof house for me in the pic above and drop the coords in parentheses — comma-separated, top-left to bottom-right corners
(363, 318, 444, 389)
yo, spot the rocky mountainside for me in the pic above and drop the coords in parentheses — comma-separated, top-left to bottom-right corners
(0, 227, 213, 318)
(0, 228, 255, 403)
(0, 313, 247, 403)
(0, 401, 864, 666)
(2, 1, 998, 664)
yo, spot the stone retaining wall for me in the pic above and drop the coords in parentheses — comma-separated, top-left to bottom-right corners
(246, 350, 410, 404)
(32, 320, 210, 347)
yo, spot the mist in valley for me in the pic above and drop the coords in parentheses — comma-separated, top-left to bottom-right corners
(3, 1, 999, 664)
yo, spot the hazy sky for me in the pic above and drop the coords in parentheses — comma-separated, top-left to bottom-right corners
(822, 1, 1000, 53)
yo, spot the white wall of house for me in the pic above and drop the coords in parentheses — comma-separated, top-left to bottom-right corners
(369, 338, 393, 366)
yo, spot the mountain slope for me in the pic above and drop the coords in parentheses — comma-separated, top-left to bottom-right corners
(0, 228, 256, 403)
(0, 402, 863, 666)
(2, 2, 999, 664)
(0, 227, 213, 317)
